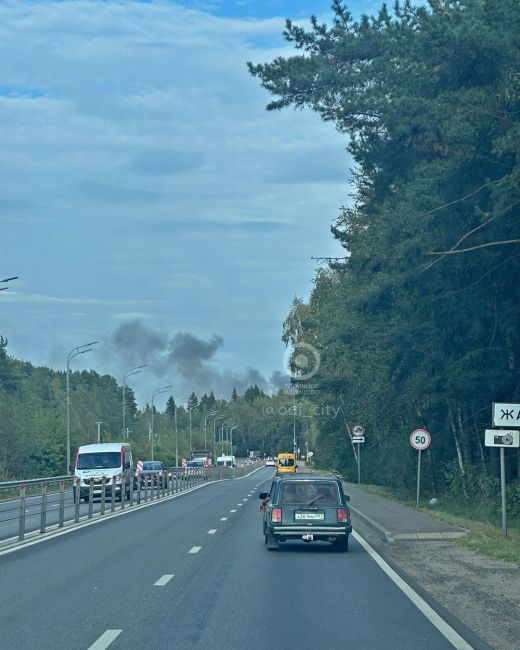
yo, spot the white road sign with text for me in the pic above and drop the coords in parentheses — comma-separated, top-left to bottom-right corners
(492, 403, 520, 427)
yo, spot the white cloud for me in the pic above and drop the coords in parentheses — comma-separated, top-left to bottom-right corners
(1, 1, 349, 404)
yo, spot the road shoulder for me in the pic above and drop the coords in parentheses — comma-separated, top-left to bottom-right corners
(345, 481, 520, 650)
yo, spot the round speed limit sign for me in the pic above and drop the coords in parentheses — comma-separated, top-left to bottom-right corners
(410, 429, 431, 451)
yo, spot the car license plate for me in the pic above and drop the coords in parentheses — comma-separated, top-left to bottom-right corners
(295, 512, 324, 520)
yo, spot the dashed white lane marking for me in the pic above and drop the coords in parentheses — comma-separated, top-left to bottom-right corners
(208, 529, 217, 535)
(88, 629, 122, 650)
(237, 503, 243, 507)
(220, 517, 228, 521)
(154, 574, 174, 586)
(243, 498, 248, 501)
(189, 546, 202, 554)
(353, 531, 473, 649)
(230, 509, 237, 513)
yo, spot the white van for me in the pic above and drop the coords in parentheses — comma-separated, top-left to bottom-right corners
(216, 455, 236, 468)
(74, 443, 134, 501)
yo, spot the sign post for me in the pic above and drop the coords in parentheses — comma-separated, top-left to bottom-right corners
(409, 429, 431, 508)
(485, 428, 520, 536)
(352, 425, 365, 484)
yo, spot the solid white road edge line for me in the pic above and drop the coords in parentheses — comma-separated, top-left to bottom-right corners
(87, 629, 122, 650)
(352, 531, 473, 650)
(154, 574, 174, 586)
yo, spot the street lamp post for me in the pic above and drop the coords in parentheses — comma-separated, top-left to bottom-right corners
(174, 406, 179, 467)
(203, 411, 218, 451)
(213, 414, 224, 459)
(292, 387, 298, 459)
(122, 365, 147, 439)
(151, 385, 172, 460)
(230, 425, 238, 455)
(220, 421, 225, 455)
(66, 341, 98, 475)
(189, 406, 193, 458)
(221, 420, 233, 455)
(95, 421, 102, 443)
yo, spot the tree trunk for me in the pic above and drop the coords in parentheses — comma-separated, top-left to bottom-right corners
(449, 405, 468, 497)
(472, 413, 487, 473)
(427, 449, 438, 496)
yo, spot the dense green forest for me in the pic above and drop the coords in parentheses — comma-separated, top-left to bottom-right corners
(1, 1, 519, 519)
(0, 335, 314, 479)
(248, 0, 520, 513)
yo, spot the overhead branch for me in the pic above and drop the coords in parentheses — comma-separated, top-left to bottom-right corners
(422, 217, 495, 271)
(427, 239, 520, 255)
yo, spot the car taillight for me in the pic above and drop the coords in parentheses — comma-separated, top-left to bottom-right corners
(271, 507, 282, 523)
(337, 507, 348, 523)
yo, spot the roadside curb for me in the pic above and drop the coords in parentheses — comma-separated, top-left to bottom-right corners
(349, 504, 395, 544)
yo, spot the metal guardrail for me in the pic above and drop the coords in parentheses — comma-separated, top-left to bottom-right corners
(0, 463, 261, 544)
(0, 475, 71, 490)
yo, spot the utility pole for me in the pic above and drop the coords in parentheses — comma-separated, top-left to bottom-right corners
(95, 421, 102, 443)
(292, 388, 297, 459)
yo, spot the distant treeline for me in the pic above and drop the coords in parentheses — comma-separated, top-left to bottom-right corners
(0, 337, 315, 480)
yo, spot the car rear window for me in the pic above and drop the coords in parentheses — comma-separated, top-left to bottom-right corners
(143, 462, 163, 470)
(280, 482, 339, 505)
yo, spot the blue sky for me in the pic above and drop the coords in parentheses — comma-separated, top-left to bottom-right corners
(1, 0, 379, 408)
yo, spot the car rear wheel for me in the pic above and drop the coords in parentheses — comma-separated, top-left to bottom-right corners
(265, 532, 279, 551)
(333, 537, 349, 552)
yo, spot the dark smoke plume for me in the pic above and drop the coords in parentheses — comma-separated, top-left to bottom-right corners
(109, 320, 274, 400)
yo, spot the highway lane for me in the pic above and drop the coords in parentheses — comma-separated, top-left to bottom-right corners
(0, 477, 198, 542)
(0, 467, 483, 650)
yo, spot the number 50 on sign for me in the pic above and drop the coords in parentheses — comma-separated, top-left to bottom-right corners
(410, 429, 431, 451)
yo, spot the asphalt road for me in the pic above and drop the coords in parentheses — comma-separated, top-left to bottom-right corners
(0, 468, 480, 650)
(0, 477, 196, 542)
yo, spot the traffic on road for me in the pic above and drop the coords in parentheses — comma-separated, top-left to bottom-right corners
(0, 465, 486, 650)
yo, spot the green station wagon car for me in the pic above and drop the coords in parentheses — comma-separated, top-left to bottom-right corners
(259, 474, 352, 551)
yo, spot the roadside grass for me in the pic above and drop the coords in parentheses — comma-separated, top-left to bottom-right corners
(360, 483, 520, 566)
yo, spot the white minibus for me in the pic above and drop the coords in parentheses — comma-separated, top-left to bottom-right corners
(74, 442, 134, 501)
